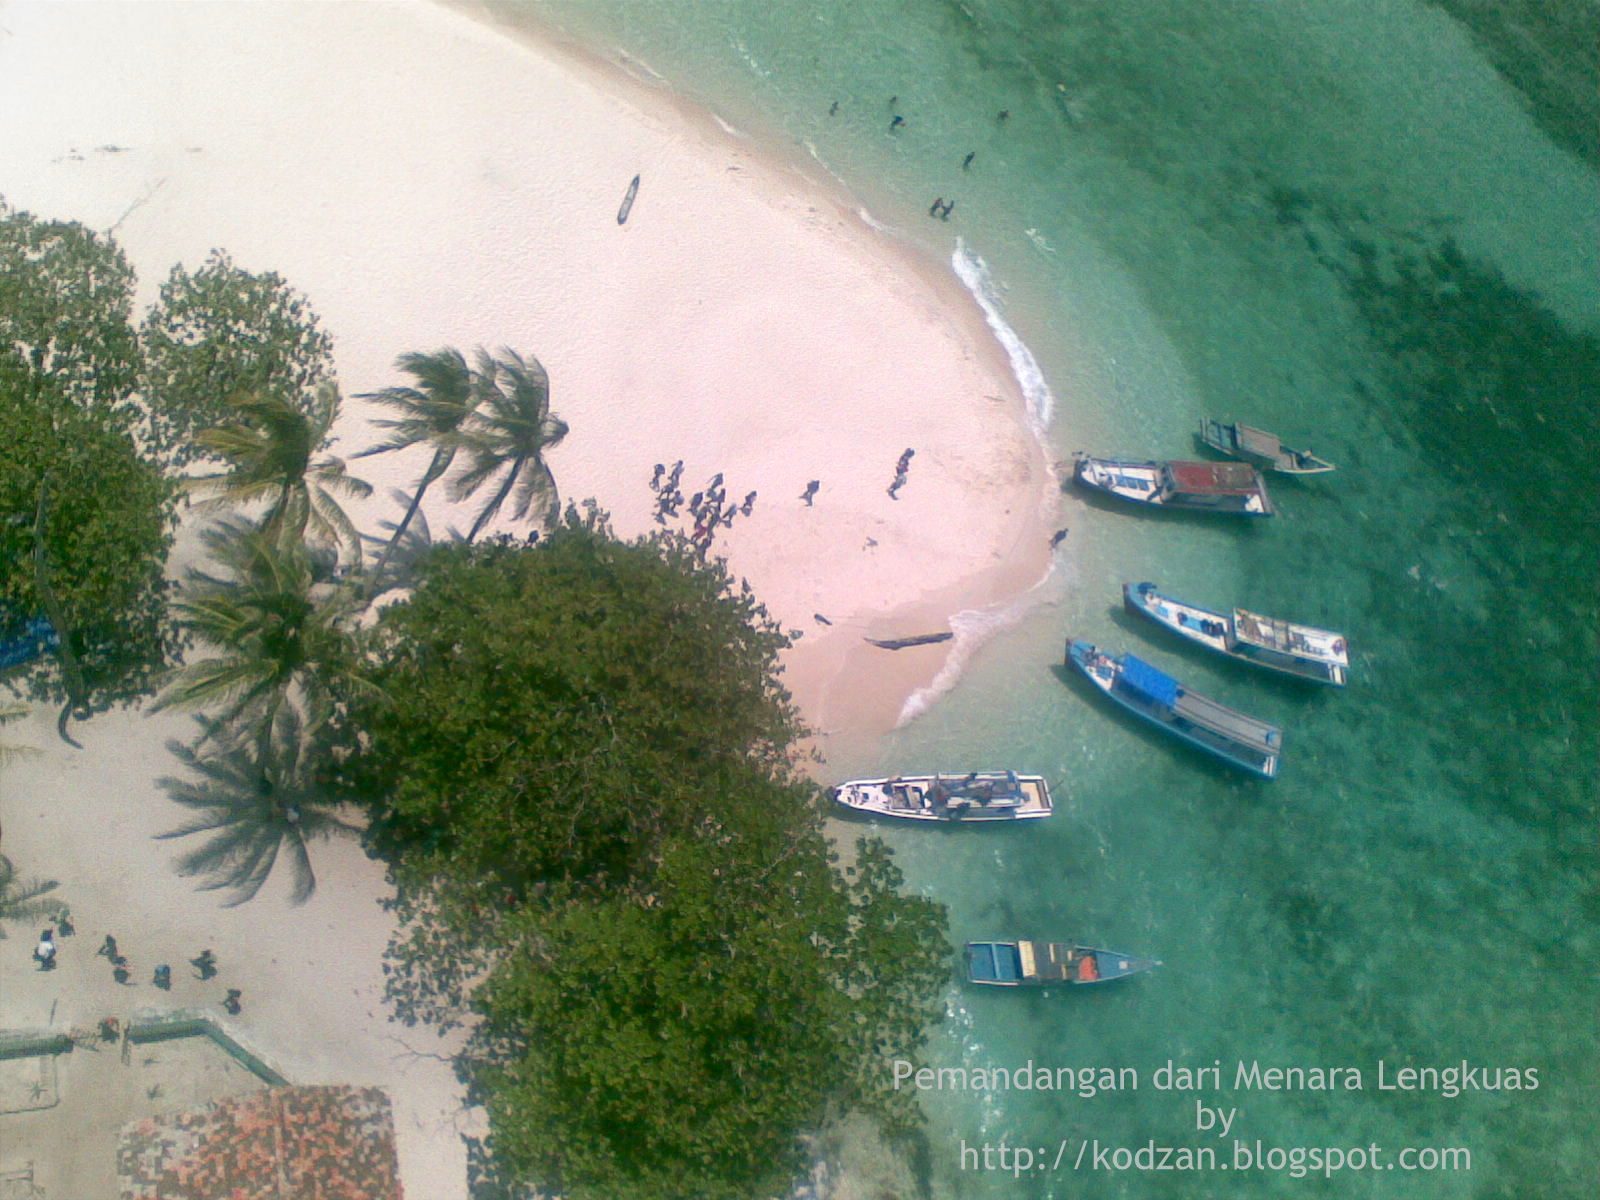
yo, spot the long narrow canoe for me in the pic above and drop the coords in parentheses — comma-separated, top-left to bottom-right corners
(616, 173, 640, 224)
(1199, 419, 1335, 474)
(1067, 638, 1282, 778)
(1124, 582, 1349, 686)
(967, 940, 1160, 987)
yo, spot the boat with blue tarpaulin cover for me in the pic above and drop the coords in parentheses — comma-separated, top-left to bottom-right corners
(1066, 638, 1283, 778)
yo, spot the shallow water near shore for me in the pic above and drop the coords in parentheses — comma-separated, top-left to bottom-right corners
(493, 1, 1600, 1194)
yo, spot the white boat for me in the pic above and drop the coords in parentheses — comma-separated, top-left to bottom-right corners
(831, 772, 1053, 822)
(1124, 582, 1349, 686)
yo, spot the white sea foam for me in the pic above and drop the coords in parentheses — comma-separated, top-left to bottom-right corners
(953, 238, 1055, 434)
(895, 562, 1062, 727)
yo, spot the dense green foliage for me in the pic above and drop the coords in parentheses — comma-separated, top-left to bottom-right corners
(339, 511, 949, 1200)
(0, 203, 347, 741)
(0, 202, 141, 420)
(140, 250, 336, 466)
(0, 378, 176, 725)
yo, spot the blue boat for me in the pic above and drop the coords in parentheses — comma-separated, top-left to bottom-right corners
(966, 940, 1160, 987)
(0, 615, 58, 672)
(1066, 638, 1282, 778)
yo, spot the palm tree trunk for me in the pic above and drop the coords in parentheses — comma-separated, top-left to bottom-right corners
(32, 478, 89, 748)
(371, 450, 448, 589)
(466, 461, 522, 543)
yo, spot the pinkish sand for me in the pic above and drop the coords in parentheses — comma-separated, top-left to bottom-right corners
(0, 1, 1056, 1196)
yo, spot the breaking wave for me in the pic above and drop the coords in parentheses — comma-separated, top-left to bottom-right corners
(953, 238, 1055, 434)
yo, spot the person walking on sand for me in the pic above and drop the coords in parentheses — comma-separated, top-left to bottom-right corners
(741, 490, 757, 517)
(192, 948, 218, 980)
(800, 480, 820, 506)
(223, 988, 242, 1015)
(34, 929, 56, 970)
(98, 934, 118, 960)
(153, 964, 172, 990)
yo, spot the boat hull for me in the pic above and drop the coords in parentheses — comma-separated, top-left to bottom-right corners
(1066, 639, 1281, 778)
(1123, 582, 1349, 686)
(1073, 454, 1274, 516)
(831, 772, 1053, 822)
(966, 941, 1159, 986)
(1198, 418, 1336, 474)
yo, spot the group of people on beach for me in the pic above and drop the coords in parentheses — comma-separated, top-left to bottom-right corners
(30, 921, 241, 1013)
(650, 463, 759, 555)
(887, 447, 915, 499)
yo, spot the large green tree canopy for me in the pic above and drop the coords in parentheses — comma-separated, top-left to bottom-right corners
(1, 202, 340, 732)
(0, 379, 176, 718)
(0, 202, 178, 722)
(140, 249, 336, 466)
(338, 510, 949, 1200)
(0, 201, 141, 420)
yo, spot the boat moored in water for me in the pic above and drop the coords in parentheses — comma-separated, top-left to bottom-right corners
(1072, 454, 1274, 516)
(1199, 419, 1335, 475)
(1066, 638, 1283, 778)
(1123, 582, 1350, 686)
(966, 940, 1160, 987)
(831, 771, 1053, 822)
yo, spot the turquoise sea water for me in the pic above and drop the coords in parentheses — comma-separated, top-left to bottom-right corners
(486, 2, 1598, 1195)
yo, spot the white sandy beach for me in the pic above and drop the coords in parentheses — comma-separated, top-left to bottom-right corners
(0, 1, 1055, 1195)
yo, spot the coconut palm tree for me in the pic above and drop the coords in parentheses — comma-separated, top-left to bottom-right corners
(356, 348, 481, 586)
(358, 487, 456, 595)
(0, 855, 61, 936)
(187, 383, 372, 567)
(156, 710, 360, 906)
(151, 517, 378, 753)
(451, 348, 568, 541)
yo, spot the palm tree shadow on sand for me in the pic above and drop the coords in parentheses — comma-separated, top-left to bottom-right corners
(156, 710, 361, 907)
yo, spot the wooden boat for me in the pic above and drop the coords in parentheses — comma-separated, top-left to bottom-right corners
(616, 174, 640, 224)
(1199, 419, 1335, 475)
(1072, 454, 1273, 516)
(831, 771, 1053, 822)
(1124, 582, 1349, 686)
(967, 940, 1160, 987)
(1066, 639, 1282, 778)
